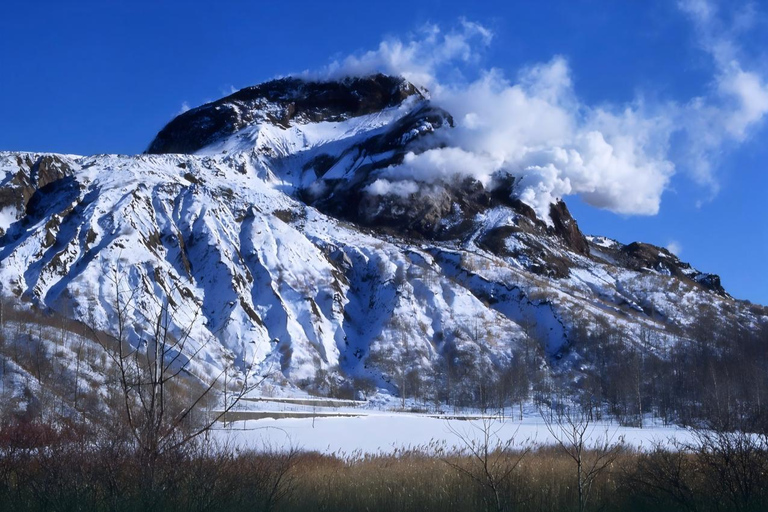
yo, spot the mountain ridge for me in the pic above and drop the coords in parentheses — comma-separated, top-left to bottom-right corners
(0, 73, 762, 409)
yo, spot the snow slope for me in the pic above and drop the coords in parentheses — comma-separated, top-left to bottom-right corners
(0, 74, 764, 402)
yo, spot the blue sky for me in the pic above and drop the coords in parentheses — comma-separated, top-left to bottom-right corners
(1, 0, 766, 305)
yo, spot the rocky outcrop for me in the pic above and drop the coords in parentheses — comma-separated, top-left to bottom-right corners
(549, 201, 589, 256)
(0, 154, 76, 237)
(147, 74, 423, 154)
(581, 240, 727, 296)
(620, 242, 727, 295)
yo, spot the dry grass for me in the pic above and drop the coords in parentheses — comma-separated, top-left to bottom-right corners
(280, 447, 638, 512)
(0, 431, 765, 512)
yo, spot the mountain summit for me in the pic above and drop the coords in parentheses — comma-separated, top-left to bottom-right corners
(147, 74, 423, 155)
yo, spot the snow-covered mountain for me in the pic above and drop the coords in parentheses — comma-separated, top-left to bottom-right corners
(0, 74, 764, 400)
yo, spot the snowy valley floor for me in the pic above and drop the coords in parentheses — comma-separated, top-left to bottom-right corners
(212, 397, 694, 454)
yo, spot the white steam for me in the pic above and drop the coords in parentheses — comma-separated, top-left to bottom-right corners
(667, 240, 683, 256)
(424, 63, 676, 218)
(363, 178, 420, 198)
(318, 19, 493, 88)
(317, 2, 768, 221)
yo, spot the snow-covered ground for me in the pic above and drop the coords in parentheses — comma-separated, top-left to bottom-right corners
(212, 398, 693, 455)
(213, 410, 693, 455)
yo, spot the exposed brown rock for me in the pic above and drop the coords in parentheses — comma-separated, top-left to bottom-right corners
(613, 241, 727, 295)
(549, 200, 590, 256)
(147, 74, 423, 155)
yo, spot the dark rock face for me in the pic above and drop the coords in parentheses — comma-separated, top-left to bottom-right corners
(471, 198, 588, 279)
(302, 102, 455, 234)
(693, 273, 724, 294)
(147, 74, 423, 154)
(0, 154, 73, 207)
(618, 242, 727, 295)
(30, 155, 73, 191)
(477, 225, 574, 278)
(319, 170, 589, 279)
(322, 173, 505, 242)
(0, 155, 75, 222)
(0, 154, 78, 242)
(549, 201, 589, 256)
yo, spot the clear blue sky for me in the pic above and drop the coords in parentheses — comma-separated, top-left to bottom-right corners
(1, 0, 766, 305)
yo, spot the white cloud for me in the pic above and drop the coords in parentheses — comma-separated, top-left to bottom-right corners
(678, 0, 768, 189)
(323, 4, 768, 221)
(678, 0, 715, 23)
(718, 67, 768, 139)
(178, 102, 191, 115)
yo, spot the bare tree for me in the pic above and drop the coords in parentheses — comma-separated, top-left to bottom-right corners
(442, 414, 532, 512)
(625, 442, 700, 512)
(367, 342, 412, 408)
(686, 420, 768, 511)
(626, 419, 768, 512)
(91, 267, 269, 503)
(541, 404, 625, 512)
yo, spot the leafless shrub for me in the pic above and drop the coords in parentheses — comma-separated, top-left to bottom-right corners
(441, 415, 532, 512)
(540, 403, 625, 512)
